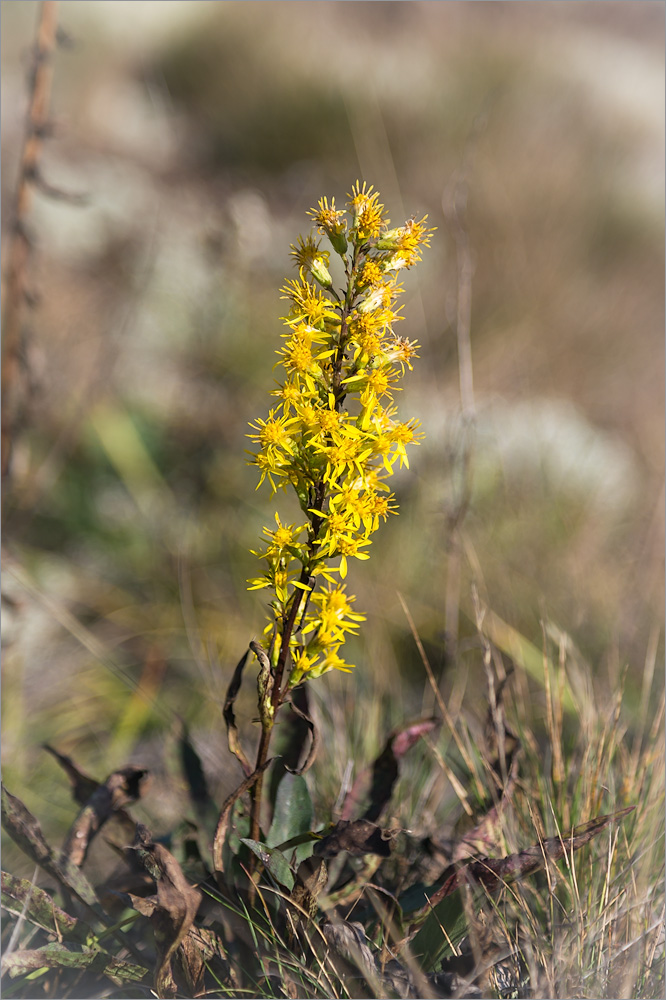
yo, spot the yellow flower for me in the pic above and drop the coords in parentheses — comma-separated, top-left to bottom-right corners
(290, 234, 329, 272)
(356, 259, 384, 290)
(248, 409, 298, 451)
(311, 585, 365, 640)
(376, 215, 435, 268)
(281, 272, 338, 328)
(308, 196, 348, 255)
(388, 418, 424, 468)
(289, 646, 321, 686)
(250, 446, 291, 492)
(347, 181, 385, 240)
(263, 513, 307, 555)
(336, 536, 371, 579)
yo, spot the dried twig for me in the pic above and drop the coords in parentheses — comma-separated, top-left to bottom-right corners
(1, 0, 59, 481)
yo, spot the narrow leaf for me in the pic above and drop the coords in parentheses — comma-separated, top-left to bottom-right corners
(428, 805, 635, 908)
(284, 696, 319, 775)
(240, 839, 295, 891)
(223, 649, 253, 777)
(212, 759, 273, 879)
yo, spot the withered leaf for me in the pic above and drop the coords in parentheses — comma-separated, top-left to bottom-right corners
(2, 784, 99, 910)
(223, 649, 253, 777)
(212, 759, 273, 879)
(322, 920, 378, 984)
(341, 718, 439, 823)
(316, 819, 394, 859)
(285, 696, 319, 775)
(1, 871, 84, 941)
(42, 745, 99, 803)
(427, 805, 635, 910)
(60, 766, 147, 868)
(1, 786, 145, 965)
(130, 826, 202, 1000)
(1, 942, 147, 985)
(290, 855, 328, 924)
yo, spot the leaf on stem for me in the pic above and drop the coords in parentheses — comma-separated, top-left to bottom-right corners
(223, 649, 253, 777)
(212, 759, 274, 879)
(267, 771, 314, 859)
(285, 696, 319, 775)
(239, 839, 295, 891)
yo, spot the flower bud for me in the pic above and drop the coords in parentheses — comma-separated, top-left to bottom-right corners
(376, 226, 407, 250)
(329, 229, 348, 256)
(310, 256, 333, 289)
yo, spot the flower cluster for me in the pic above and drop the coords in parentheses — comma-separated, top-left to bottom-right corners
(248, 183, 433, 686)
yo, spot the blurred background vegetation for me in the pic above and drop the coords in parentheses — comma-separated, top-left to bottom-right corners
(2, 1, 664, 866)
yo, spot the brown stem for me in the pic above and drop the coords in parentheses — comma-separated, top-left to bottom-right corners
(2, 1, 59, 482)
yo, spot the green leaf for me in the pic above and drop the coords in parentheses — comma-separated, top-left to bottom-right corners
(240, 839, 295, 891)
(267, 772, 314, 865)
(408, 890, 469, 972)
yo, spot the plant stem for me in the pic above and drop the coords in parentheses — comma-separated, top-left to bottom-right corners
(2, 0, 59, 482)
(247, 245, 360, 880)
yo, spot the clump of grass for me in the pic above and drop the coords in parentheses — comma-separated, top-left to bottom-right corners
(2, 603, 661, 999)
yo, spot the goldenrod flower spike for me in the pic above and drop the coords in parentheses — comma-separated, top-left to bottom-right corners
(248, 185, 434, 689)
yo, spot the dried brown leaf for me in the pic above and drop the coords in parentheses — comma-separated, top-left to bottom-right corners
(428, 806, 635, 908)
(285, 696, 319, 775)
(223, 649, 253, 777)
(341, 718, 439, 823)
(60, 766, 147, 868)
(212, 759, 273, 879)
(130, 825, 202, 1000)
(42, 745, 99, 803)
(316, 819, 394, 859)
